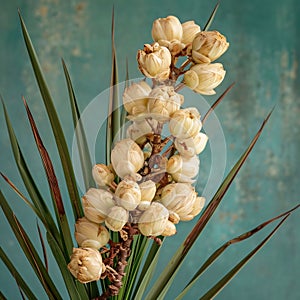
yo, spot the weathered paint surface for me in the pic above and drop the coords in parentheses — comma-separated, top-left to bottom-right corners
(0, 0, 299, 299)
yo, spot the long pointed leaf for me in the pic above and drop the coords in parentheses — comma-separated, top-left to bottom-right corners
(176, 204, 300, 299)
(202, 83, 235, 124)
(18, 11, 82, 220)
(106, 7, 120, 165)
(146, 110, 273, 300)
(1, 98, 62, 249)
(0, 190, 62, 300)
(203, 2, 220, 31)
(36, 221, 48, 271)
(22, 97, 73, 256)
(199, 215, 290, 300)
(46, 232, 89, 300)
(0, 247, 37, 300)
(61, 59, 94, 191)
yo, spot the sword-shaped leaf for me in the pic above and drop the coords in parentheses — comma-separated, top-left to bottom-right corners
(0, 191, 62, 300)
(199, 215, 291, 299)
(176, 204, 300, 299)
(0, 247, 37, 300)
(18, 11, 82, 220)
(61, 59, 94, 191)
(22, 97, 73, 257)
(203, 2, 220, 31)
(146, 110, 273, 300)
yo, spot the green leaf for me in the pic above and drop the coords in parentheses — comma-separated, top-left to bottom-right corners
(0, 247, 37, 300)
(203, 2, 220, 31)
(1, 98, 62, 250)
(146, 110, 273, 300)
(133, 239, 164, 300)
(36, 220, 48, 271)
(106, 7, 120, 165)
(46, 232, 89, 300)
(0, 190, 62, 300)
(176, 204, 300, 299)
(199, 215, 290, 300)
(22, 97, 73, 257)
(61, 59, 94, 191)
(202, 83, 235, 124)
(18, 11, 82, 220)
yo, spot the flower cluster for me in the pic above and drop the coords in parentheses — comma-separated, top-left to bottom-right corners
(68, 15, 228, 285)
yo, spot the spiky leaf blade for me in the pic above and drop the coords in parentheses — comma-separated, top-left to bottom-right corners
(146, 110, 273, 300)
(18, 11, 82, 220)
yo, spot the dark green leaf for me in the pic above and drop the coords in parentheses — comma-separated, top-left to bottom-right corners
(18, 11, 82, 220)
(61, 59, 94, 191)
(36, 220, 48, 271)
(22, 97, 73, 256)
(176, 204, 300, 299)
(0, 247, 37, 300)
(146, 110, 273, 300)
(0, 190, 62, 300)
(1, 98, 62, 248)
(203, 2, 220, 31)
(202, 83, 235, 124)
(46, 232, 89, 300)
(199, 215, 290, 300)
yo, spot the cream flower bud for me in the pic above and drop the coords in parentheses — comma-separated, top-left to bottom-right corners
(152, 16, 183, 42)
(75, 217, 109, 249)
(189, 196, 205, 218)
(181, 20, 201, 45)
(138, 202, 169, 236)
(167, 154, 199, 183)
(115, 179, 141, 211)
(148, 85, 183, 119)
(137, 43, 171, 80)
(92, 164, 115, 187)
(192, 31, 229, 63)
(183, 69, 199, 90)
(169, 107, 202, 139)
(161, 220, 177, 236)
(139, 180, 156, 201)
(126, 118, 158, 144)
(82, 188, 115, 223)
(160, 183, 197, 221)
(68, 247, 103, 283)
(105, 206, 129, 232)
(123, 81, 151, 116)
(111, 138, 144, 179)
(174, 132, 208, 158)
(188, 63, 226, 95)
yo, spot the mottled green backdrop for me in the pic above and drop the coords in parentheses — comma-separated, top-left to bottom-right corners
(0, 0, 299, 299)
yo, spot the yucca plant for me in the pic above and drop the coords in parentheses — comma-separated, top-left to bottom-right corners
(0, 3, 299, 300)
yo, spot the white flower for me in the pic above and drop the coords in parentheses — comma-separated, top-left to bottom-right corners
(152, 15, 183, 43)
(123, 81, 151, 116)
(105, 206, 129, 232)
(111, 138, 144, 179)
(161, 220, 177, 236)
(137, 43, 171, 80)
(82, 188, 115, 223)
(75, 217, 110, 249)
(159, 183, 198, 221)
(148, 85, 183, 119)
(181, 20, 201, 45)
(185, 63, 226, 95)
(169, 107, 202, 139)
(68, 247, 104, 283)
(167, 154, 200, 183)
(92, 164, 115, 187)
(174, 132, 208, 157)
(115, 179, 141, 211)
(138, 202, 169, 236)
(126, 118, 158, 144)
(192, 31, 229, 64)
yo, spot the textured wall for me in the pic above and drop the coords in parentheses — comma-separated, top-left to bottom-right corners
(0, 0, 299, 299)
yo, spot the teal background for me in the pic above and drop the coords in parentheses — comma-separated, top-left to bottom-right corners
(0, 0, 299, 299)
